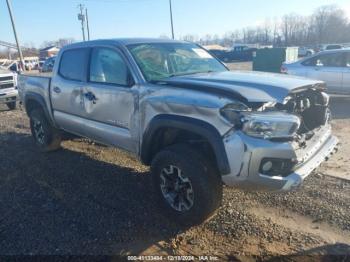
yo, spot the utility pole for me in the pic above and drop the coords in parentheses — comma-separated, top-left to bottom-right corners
(5, 0, 25, 71)
(169, 0, 175, 39)
(78, 4, 86, 41)
(85, 8, 90, 41)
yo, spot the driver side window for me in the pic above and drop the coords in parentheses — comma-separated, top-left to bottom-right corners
(89, 48, 131, 86)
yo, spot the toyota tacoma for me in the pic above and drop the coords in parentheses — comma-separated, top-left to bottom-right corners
(18, 39, 338, 225)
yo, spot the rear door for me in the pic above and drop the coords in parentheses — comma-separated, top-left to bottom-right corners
(51, 48, 90, 136)
(82, 46, 138, 152)
(304, 52, 344, 93)
(343, 51, 350, 94)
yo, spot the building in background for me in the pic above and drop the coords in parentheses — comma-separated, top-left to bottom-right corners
(39, 46, 59, 59)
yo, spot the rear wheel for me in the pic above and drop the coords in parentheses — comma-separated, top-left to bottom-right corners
(6, 102, 16, 110)
(151, 144, 222, 226)
(29, 109, 62, 152)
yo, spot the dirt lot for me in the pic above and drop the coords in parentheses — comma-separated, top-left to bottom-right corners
(0, 65, 350, 259)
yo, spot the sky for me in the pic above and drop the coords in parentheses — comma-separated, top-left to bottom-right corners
(0, 0, 350, 48)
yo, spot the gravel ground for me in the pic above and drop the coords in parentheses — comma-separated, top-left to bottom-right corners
(0, 67, 350, 259)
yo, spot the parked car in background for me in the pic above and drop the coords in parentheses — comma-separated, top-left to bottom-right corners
(225, 45, 257, 62)
(281, 48, 350, 94)
(298, 47, 314, 57)
(40, 56, 56, 72)
(24, 60, 34, 71)
(36, 60, 45, 71)
(317, 44, 343, 52)
(6, 61, 20, 73)
(207, 49, 228, 62)
(18, 38, 337, 225)
(209, 46, 258, 62)
(0, 67, 18, 110)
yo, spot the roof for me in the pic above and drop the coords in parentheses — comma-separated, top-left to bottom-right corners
(62, 38, 189, 50)
(318, 47, 350, 54)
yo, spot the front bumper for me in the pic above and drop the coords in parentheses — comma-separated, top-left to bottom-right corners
(0, 89, 18, 104)
(221, 125, 338, 191)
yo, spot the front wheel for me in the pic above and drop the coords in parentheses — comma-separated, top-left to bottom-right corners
(151, 144, 222, 226)
(29, 109, 62, 152)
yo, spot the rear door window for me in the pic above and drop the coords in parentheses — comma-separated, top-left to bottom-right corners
(315, 53, 345, 67)
(302, 53, 345, 67)
(59, 48, 89, 81)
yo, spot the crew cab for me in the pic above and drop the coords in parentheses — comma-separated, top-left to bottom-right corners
(0, 67, 18, 110)
(18, 39, 338, 225)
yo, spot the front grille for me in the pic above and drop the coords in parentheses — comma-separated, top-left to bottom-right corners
(0, 83, 14, 89)
(276, 90, 329, 134)
(0, 76, 13, 82)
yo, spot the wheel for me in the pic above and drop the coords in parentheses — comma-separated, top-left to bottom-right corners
(6, 101, 16, 110)
(151, 144, 222, 226)
(29, 108, 62, 152)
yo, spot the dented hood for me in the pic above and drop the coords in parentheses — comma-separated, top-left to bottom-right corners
(162, 71, 326, 103)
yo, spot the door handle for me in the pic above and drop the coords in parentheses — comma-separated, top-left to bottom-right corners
(53, 86, 61, 93)
(84, 91, 98, 104)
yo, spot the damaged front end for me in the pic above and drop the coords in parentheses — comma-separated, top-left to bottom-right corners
(220, 86, 338, 191)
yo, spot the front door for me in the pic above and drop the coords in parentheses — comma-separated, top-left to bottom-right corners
(82, 46, 138, 153)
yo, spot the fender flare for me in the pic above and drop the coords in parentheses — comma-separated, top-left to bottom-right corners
(141, 114, 231, 175)
(24, 92, 54, 125)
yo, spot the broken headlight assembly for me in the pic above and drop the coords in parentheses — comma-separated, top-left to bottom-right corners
(221, 104, 301, 139)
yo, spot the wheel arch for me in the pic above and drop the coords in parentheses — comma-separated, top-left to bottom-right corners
(24, 92, 54, 125)
(141, 114, 231, 175)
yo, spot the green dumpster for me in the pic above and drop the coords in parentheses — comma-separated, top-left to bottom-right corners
(252, 47, 298, 73)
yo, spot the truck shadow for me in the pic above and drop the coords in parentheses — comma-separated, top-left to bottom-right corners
(0, 132, 184, 255)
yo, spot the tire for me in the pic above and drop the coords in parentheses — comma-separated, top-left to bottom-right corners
(29, 108, 61, 152)
(151, 144, 222, 226)
(6, 102, 16, 110)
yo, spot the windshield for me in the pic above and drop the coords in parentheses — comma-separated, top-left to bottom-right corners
(127, 42, 227, 82)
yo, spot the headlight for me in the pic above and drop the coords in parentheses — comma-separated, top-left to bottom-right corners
(220, 103, 250, 126)
(241, 112, 300, 139)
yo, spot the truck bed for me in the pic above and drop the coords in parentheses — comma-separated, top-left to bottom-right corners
(18, 74, 52, 111)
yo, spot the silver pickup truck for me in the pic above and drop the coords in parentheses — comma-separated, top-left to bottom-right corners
(18, 38, 338, 225)
(0, 67, 18, 110)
